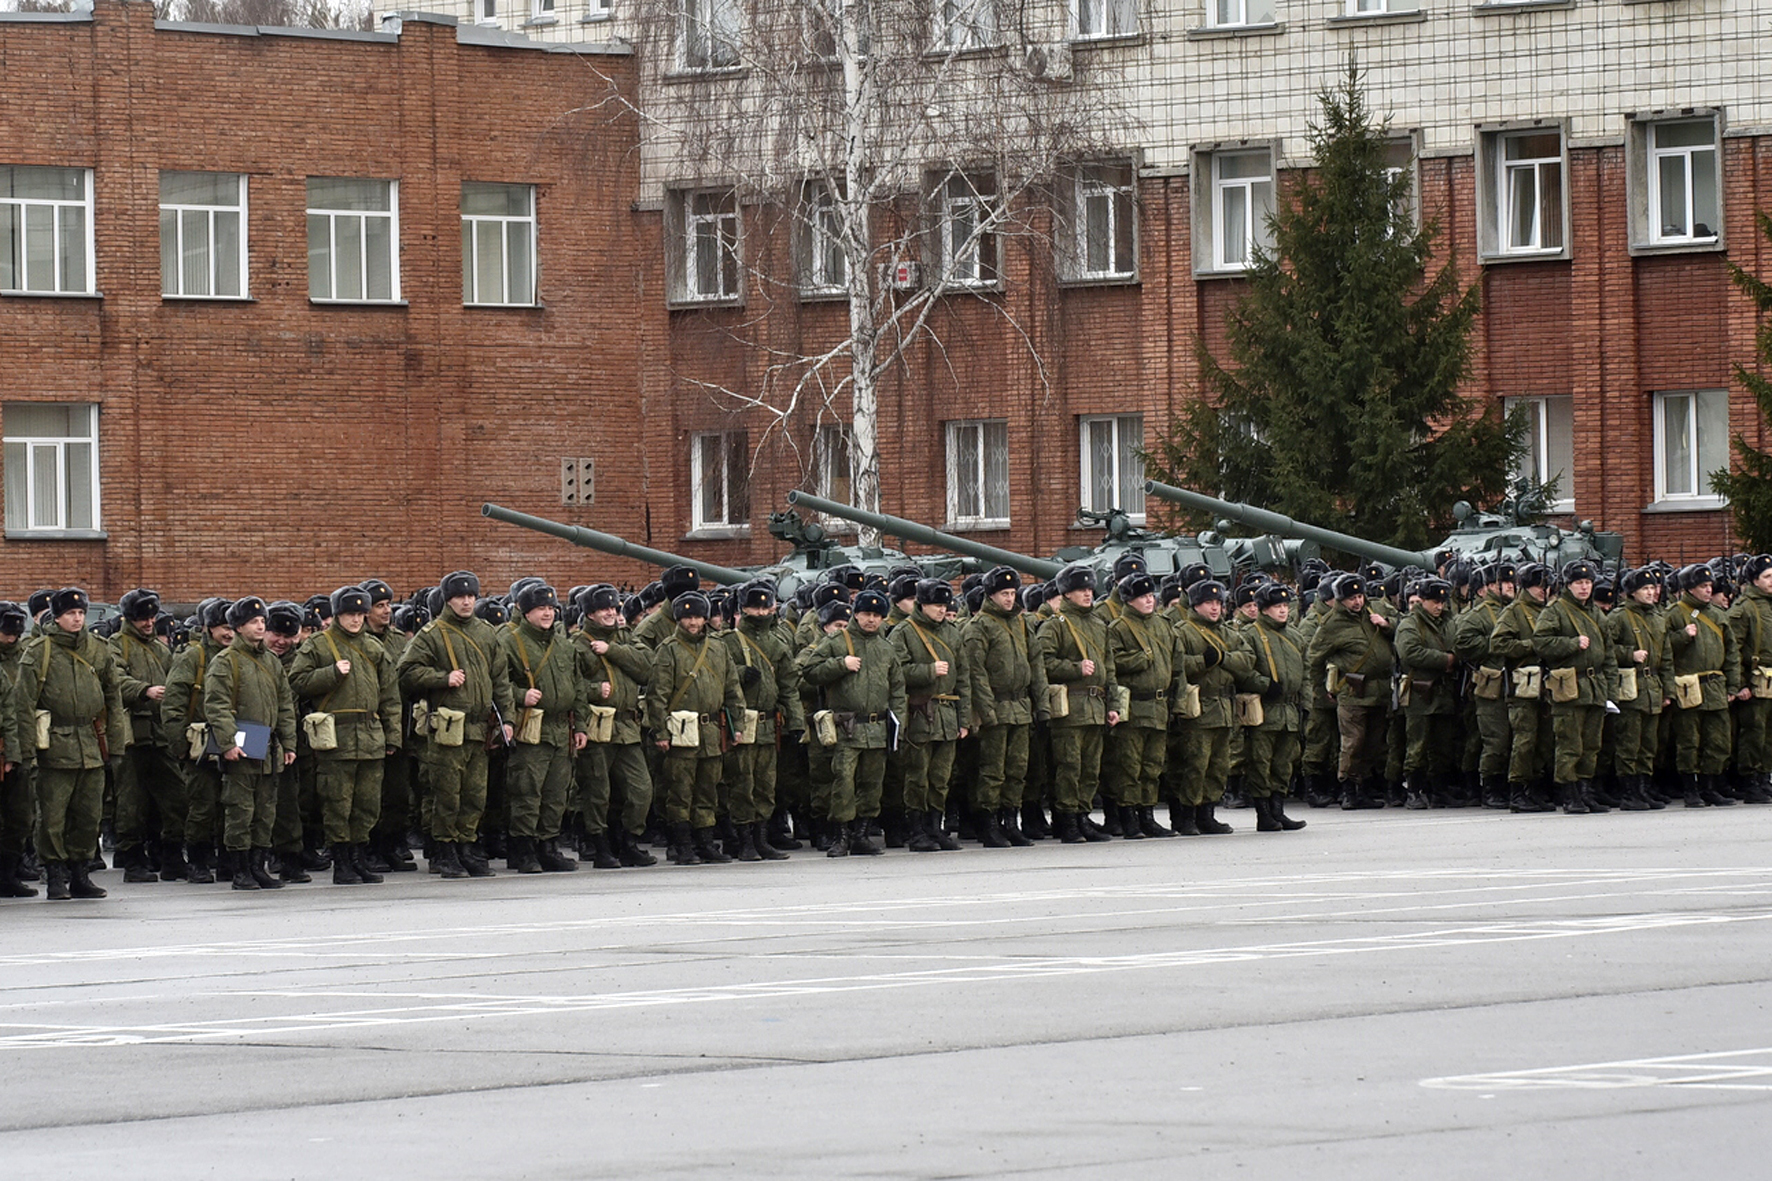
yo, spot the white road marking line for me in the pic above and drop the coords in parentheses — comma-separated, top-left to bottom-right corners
(1423, 1047, 1772, 1091)
(4, 909, 1767, 1049)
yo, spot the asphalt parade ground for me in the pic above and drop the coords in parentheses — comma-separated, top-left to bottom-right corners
(4, 806, 1772, 1178)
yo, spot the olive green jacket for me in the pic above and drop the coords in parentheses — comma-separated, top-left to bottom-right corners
(1609, 600, 1666, 714)
(1108, 607, 1187, 731)
(499, 619, 586, 747)
(647, 625, 746, 757)
(202, 635, 298, 772)
(1396, 605, 1461, 716)
(891, 611, 972, 743)
(0, 637, 25, 759)
(160, 632, 229, 755)
(1453, 593, 1509, 670)
(10, 627, 129, 770)
(1532, 590, 1618, 707)
(723, 614, 806, 741)
(574, 618, 654, 745)
(111, 625, 172, 747)
(288, 624, 403, 759)
(1245, 613, 1304, 731)
(1036, 600, 1118, 728)
(1727, 585, 1772, 675)
(1175, 609, 1260, 728)
(397, 612, 516, 743)
(1666, 592, 1742, 710)
(797, 619, 907, 750)
(963, 599, 1049, 728)
(1306, 604, 1394, 708)
(1489, 596, 1546, 673)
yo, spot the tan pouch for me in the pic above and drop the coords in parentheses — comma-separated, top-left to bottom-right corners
(1234, 693, 1265, 727)
(1547, 667, 1579, 704)
(667, 709, 701, 748)
(585, 704, 616, 743)
(1394, 675, 1411, 709)
(736, 708, 760, 745)
(33, 709, 52, 750)
(1753, 667, 1772, 700)
(302, 711, 338, 752)
(813, 709, 840, 747)
(1673, 673, 1704, 710)
(1472, 666, 1504, 701)
(1176, 683, 1202, 720)
(1616, 666, 1639, 703)
(411, 700, 430, 737)
(1325, 663, 1344, 696)
(1046, 683, 1071, 720)
(1108, 685, 1131, 718)
(1511, 666, 1543, 700)
(185, 722, 210, 760)
(431, 706, 466, 747)
(516, 707, 544, 745)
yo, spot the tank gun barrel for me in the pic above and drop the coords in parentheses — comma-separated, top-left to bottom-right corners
(1143, 482, 1434, 570)
(481, 503, 753, 585)
(785, 491, 1063, 579)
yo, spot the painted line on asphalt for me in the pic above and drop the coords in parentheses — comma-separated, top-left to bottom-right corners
(1423, 1046, 1772, 1091)
(3, 908, 1768, 1048)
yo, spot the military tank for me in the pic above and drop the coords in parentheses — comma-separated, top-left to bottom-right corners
(783, 491, 1062, 579)
(1143, 481, 1626, 572)
(482, 502, 969, 599)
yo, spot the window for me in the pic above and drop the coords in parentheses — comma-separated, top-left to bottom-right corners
(680, 0, 740, 69)
(480, 0, 495, 20)
(3, 403, 99, 535)
(799, 180, 847, 294)
(1348, 0, 1417, 13)
(810, 0, 869, 56)
(936, 171, 998, 288)
(530, 0, 554, 18)
(1, 166, 93, 296)
(1383, 138, 1418, 233)
(1481, 129, 1565, 257)
(160, 171, 245, 299)
(672, 189, 741, 303)
(692, 430, 750, 530)
(1079, 415, 1145, 522)
(1503, 396, 1573, 511)
(1208, 149, 1273, 271)
(946, 419, 1010, 528)
(1649, 120, 1719, 245)
(1064, 162, 1136, 281)
(812, 424, 854, 517)
(1210, 0, 1273, 25)
(461, 182, 536, 306)
(584, 0, 613, 18)
(307, 178, 398, 302)
(1073, 0, 1135, 39)
(1653, 389, 1729, 505)
(936, 0, 995, 50)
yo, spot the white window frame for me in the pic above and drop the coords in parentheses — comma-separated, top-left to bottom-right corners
(945, 418, 1010, 529)
(1072, 0, 1135, 40)
(1648, 120, 1720, 246)
(1079, 414, 1146, 524)
(478, 0, 496, 21)
(1348, 0, 1417, 13)
(1, 166, 95, 296)
(460, 182, 537, 307)
(1503, 395, 1574, 513)
(691, 430, 751, 533)
(676, 189, 742, 303)
(935, 0, 996, 51)
(582, 0, 613, 20)
(812, 423, 856, 529)
(159, 171, 248, 300)
(936, 171, 999, 289)
(679, 0, 740, 70)
(800, 179, 848, 295)
(306, 178, 400, 303)
(529, 0, 555, 19)
(1068, 161, 1137, 282)
(1209, 0, 1273, 26)
(1483, 127, 1566, 258)
(1652, 389, 1730, 508)
(3, 402, 101, 537)
(1209, 149, 1274, 272)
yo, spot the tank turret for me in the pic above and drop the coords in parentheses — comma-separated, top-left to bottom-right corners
(481, 503, 753, 585)
(784, 491, 1063, 579)
(1143, 483, 1433, 569)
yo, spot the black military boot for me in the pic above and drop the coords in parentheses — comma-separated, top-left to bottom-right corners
(431, 841, 467, 879)
(155, 839, 189, 881)
(732, 823, 763, 862)
(250, 849, 284, 889)
(1001, 807, 1035, 846)
(1116, 805, 1145, 840)
(1169, 799, 1201, 836)
(768, 808, 802, 850)
(222, 851, 253, 891)
(0, 854, 38, 898)
(882, 811, 910, 849)
(1638, 774, 1667, 810)
(1196, 802, 1234, 835)
(44, 861, 73, 901)
(482, 832, 507, 862)
(824, 820, 848, 858)
(930, 811, 961, 851)
(1138, 805, 1175, 838)
(1481, 778, 1509, 810)
(1077, 811, 1113, 842)
(616, 828, 657, 867)
(905, 810, 940, 852)
(1339, 779, 1364, 811)
(847, 819, 884, 856)
(1100, 805, 1123, 837)
(1021, 802, 1051, 840)
(694, 827, 733, 864)
(1053, 811, 1083, 844)
(120, 846, 157, 884)
(1580, 779, 1610, 813)
(1700, 775, 1738, 806)
(348, 843, 383, 884)
(506, 835, 543, 874)
(812, 818, 835, 853)
(1403, 775, 1430, 810)
(753, 821, 789, 861)
(185, 843, 215, 884)
(1253, 795, 1281, 832)
(667, 822, 702, 866)
(976, 810, 1011, 848)
(581, 831, 619, 870)
(278, 848, 311, 884)
(1223, 776, 1248, 810)
(537, 837, 579, 872)
(1270, 795, 1307, 831)
(1558, 783, 1589, 814)
(332, 846, 366, 884)
(1681, 773, 1708, 808)
(460, 842, 498, 877)
(1617, 775, 1651, 811)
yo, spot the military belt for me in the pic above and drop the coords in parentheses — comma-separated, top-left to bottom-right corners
(1130, 690, 1168, 702)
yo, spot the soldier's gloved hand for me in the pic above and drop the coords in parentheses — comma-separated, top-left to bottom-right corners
(739, 666, 762, 689)
(1199, 645, 1222, 670)
(783, 728, 804, 746)
(1260, 680, 1282, 704)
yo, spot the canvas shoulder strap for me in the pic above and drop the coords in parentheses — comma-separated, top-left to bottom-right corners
(665, 636, 712, 713)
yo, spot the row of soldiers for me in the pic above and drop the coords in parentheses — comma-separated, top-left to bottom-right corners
(1, 545, 1764, 898)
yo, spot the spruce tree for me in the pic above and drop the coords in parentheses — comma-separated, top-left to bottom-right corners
(1710, 210, 1772, 552)
(1147, 61, 1520, 552)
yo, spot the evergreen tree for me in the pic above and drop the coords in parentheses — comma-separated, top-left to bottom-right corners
(1147, 61, 1520, 552)
(1711, 210, 1772, 552)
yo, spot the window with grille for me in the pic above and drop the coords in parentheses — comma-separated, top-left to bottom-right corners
(1079, 414, 1145, 522)
(936, 171, 998, 288)
(946, 419, 1010, 528)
